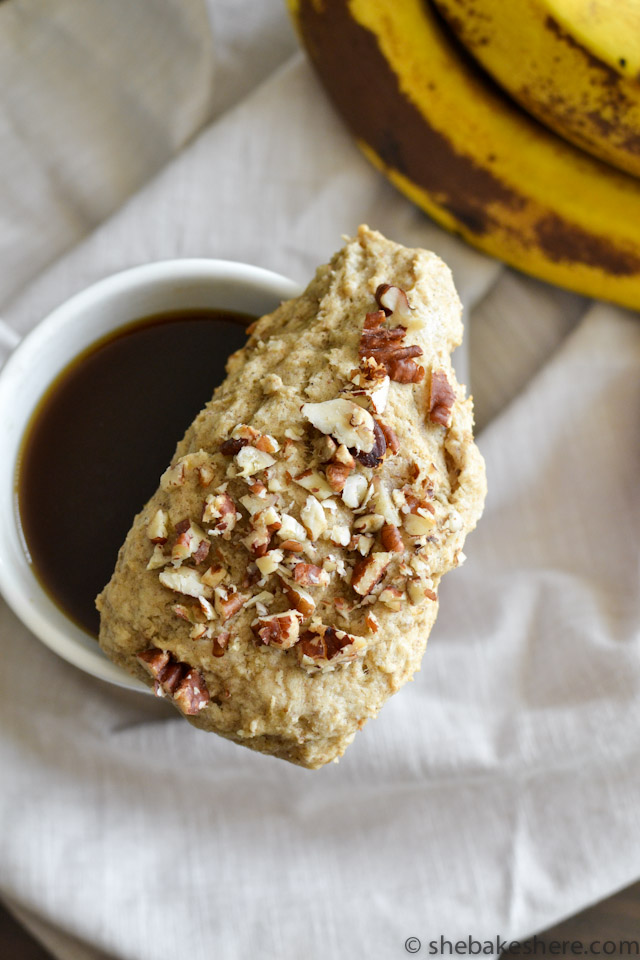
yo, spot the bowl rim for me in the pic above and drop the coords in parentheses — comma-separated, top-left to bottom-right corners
(0, 257, 302, 693)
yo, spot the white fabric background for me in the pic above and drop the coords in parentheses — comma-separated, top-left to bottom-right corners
(0, 2, 639, 958)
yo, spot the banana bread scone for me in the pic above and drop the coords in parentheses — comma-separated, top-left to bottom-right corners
(97, 226, 486, 768)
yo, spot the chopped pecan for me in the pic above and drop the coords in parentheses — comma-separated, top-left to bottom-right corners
(379, 586, 404, 609)
(296, 625, 365, 666)
(159, 567, 212, 599)
(196, 462, 216, 487)
(325, 461, 353, 492)
(353, 419, 386, 468)
(214, 586, 247, 622)
(279, 539, 304, 552)
(254, 434, 278, 454)
(193, 538, 211, 565)
(280, 577, 315, 616)
(380, 522, 404, 554)
(171, 521, 210, 565)
(301, 398, 377, 454)
(334, 444, 355, 468)
(365, 611, 380, 633)
(157, 662, 186, 696)
(428, 370, 456, 427)
(235, 445, 276, 477)
(377, 420, 400, 456)
(201, 564, 227, 589)
(351, 551, 393, 596)
(375, 283, 414, 325)
(252, 610, 301, 649)
(136, 647, 209, 713)
(173, 668, 210, 714)
(293, 563, 330, 587)
(137, 647, 170, 677)
(359, 311, 424, 383)
(211, 631, 230, 657)
(147, 509, 169, 544)
(202, 492, 238, 539)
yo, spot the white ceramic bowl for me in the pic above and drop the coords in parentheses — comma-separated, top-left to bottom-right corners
(0, 260, 301, 692)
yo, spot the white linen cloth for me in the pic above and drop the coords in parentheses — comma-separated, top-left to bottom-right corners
(1, 2, 639, 958)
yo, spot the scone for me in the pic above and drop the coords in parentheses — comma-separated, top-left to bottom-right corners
(97, 226, 486, 768)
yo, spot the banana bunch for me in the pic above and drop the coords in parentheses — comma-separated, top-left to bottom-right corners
(433, 0, 640, 178)
(288, 0, 640, 309)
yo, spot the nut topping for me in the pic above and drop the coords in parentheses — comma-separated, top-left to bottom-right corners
(277, 513, 307, 543)
(300, 495, 327, 540)
(292, 563, 330, 587)
(341, 473, 368, 509)
(147, 509, 169, 544)
(380, 522, 404, 554)
(173, 669, 211, 714)
(196, 462, 216, 487)
(201, 564, 227, 589)
(377, 420, 400, 456)
(325, 461, 353, 492)
(159, 567, 212, 599)
(252, 610, 301, 649)
(359, 311, 424, 383)
(375, 283, 414, 324)
(211, 631, 230, 657)
(378, 586, 404, 610)
(301, 398, 377, 454)
(280, 576, 316, 616)
(136, 647, 209, 714)
(202, 492, 238, 539)
(171, 520, 210, 566)
(296, 624, 366, 668)
(428, 369, 456, 427)
(351, 551, 394, 596)
(146, 545, 170, 570)
(235, 444, 276, 477)
(293, 468, 334, 500)
(214, 586, 248, 622)
(353, 419, 386, 468)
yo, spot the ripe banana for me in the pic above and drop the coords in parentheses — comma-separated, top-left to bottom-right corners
(432, 0, 640, 178)
(288, 0, 640, 309)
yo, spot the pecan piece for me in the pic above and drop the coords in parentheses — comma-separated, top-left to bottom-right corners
(296, 625, 365, 666)
(293, 563, 330, 587)
(252, 610, 301, 649)
(214, 586, 248, 622)
(147, 509, 169, 544)
(280, 577, 316, 616)
(137, 647, 170, 677)
(375, 283, 414, 325)
(351, 551, 394, 596)
(325, 461, 353, 492)
(380, 522, 404, 554)
(359, 311, 424, 383)
(377, 420, 400, 456)
(353, 419, 386, 468)
(173, 668, 210, 714)
(136, 647, 209, 712)
(202, 492, 238, 539)
(211, 631, 230, 658)
(428, 370, 456, 427)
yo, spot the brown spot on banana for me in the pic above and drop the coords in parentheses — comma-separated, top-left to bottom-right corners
(294, 0, 640, 291)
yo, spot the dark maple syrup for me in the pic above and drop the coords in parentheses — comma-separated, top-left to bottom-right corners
(17, 309, 252, 638)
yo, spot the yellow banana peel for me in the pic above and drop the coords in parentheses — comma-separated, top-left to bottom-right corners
(289, 0, 640, 309)
(433, 0, 640, 178)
